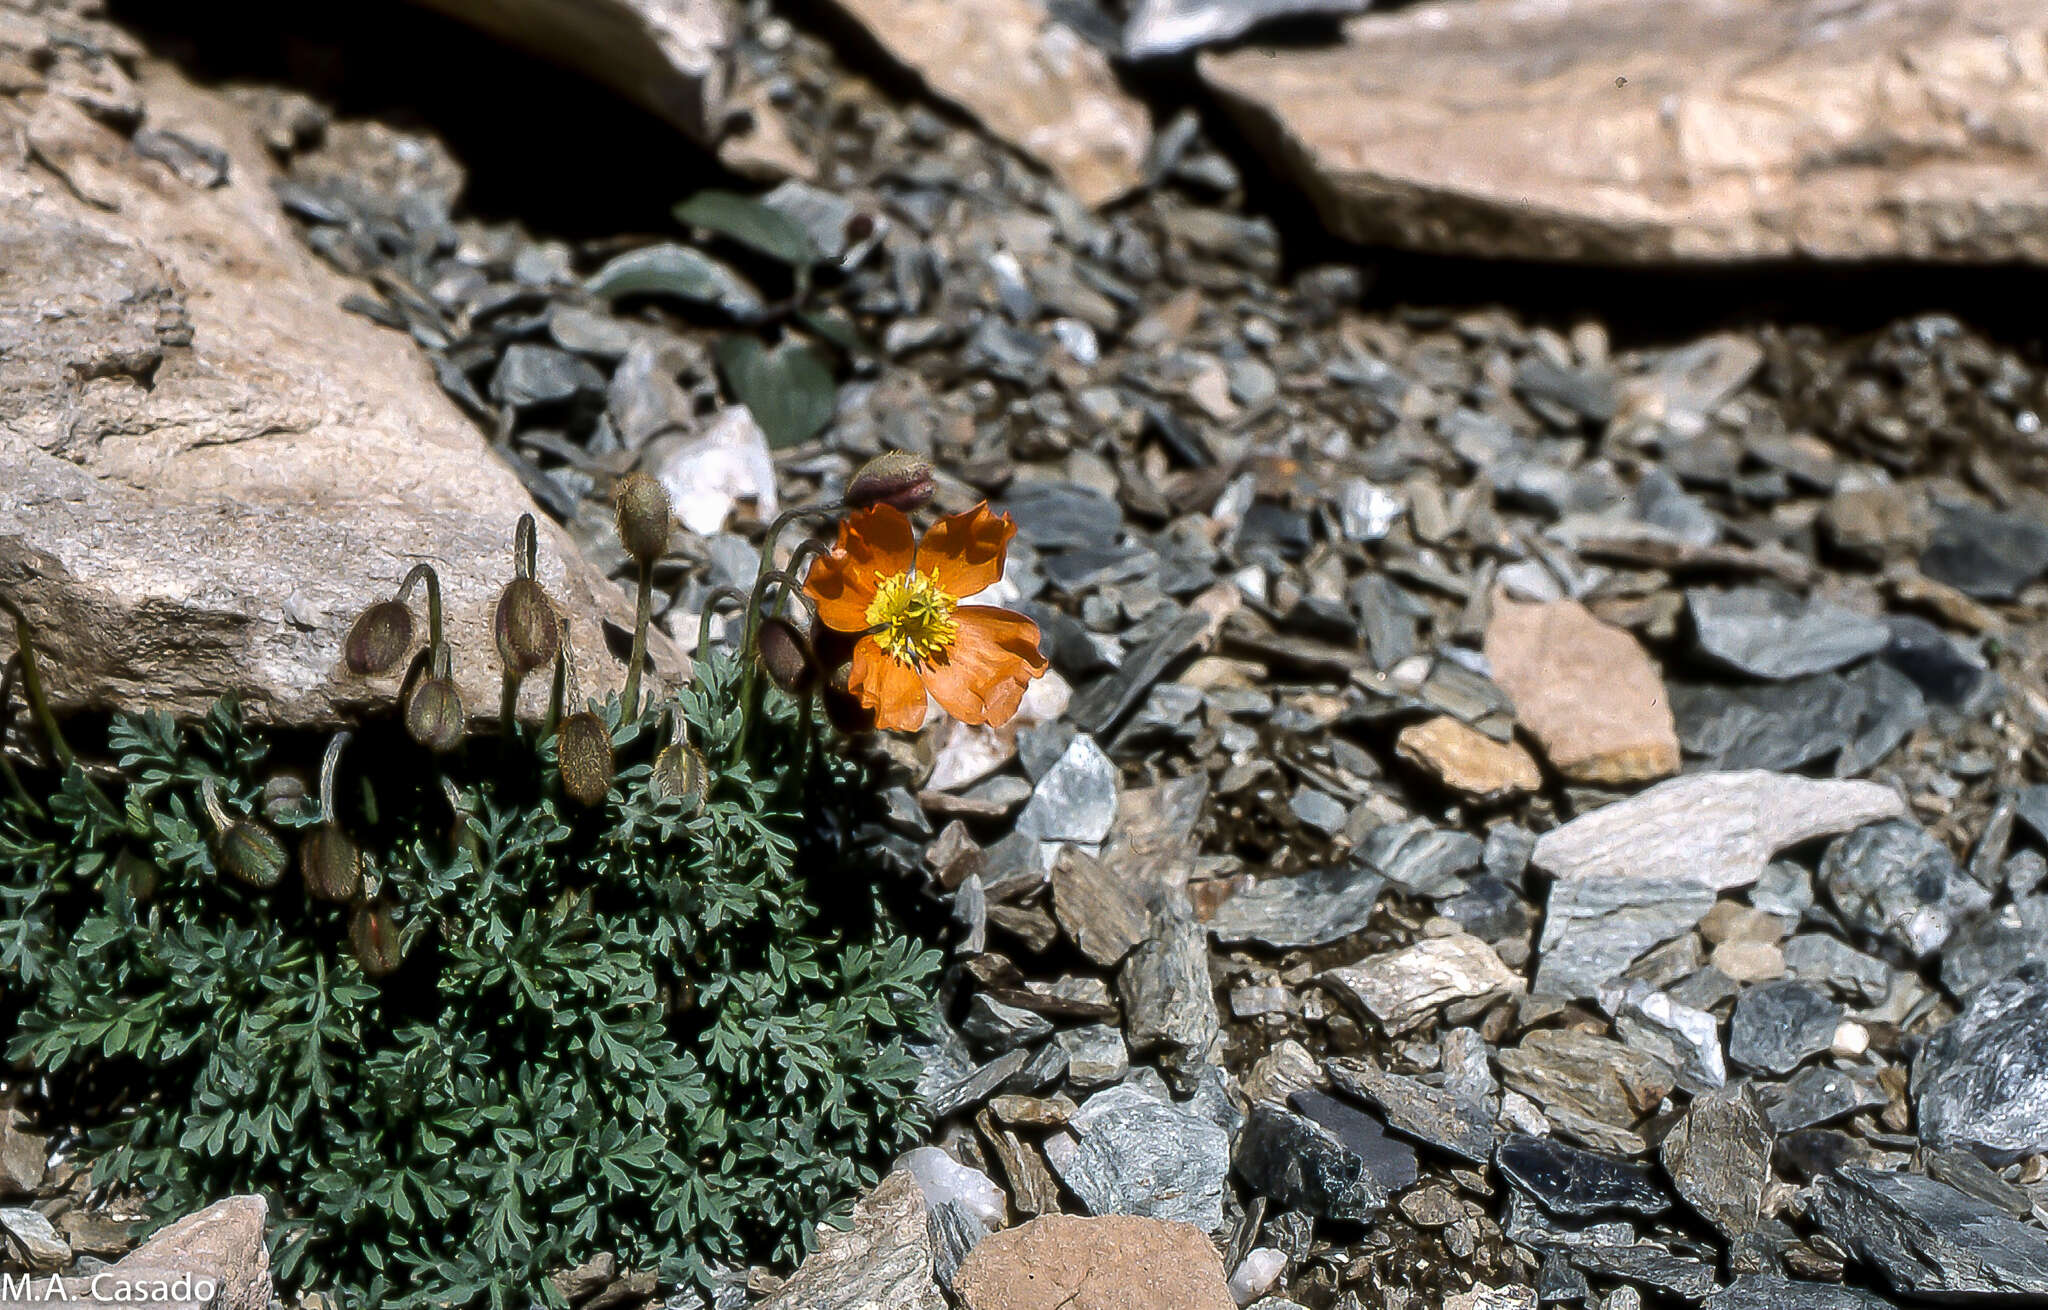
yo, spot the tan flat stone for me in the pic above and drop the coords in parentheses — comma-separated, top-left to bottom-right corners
(953, 1214, 1235, 1310)
(1397, 715, 1543, 800)
(1484, 594, 1680, 785)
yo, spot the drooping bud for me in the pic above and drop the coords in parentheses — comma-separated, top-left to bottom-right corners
(350, 902, 405, 978)
(756, 617, 815, 695)
(845, 450, 935, 513)
(300, 825, 364, 903)
(651, 742, 707, 813)
(261, 771, 314, 825)
(494, 578, 560, 678)
(613, 472, 672, 566)
(557, 712, 615, 807)
(405, 677, 466, 752)
(344, 600, 415, 675)
(200, 777, 287, 889)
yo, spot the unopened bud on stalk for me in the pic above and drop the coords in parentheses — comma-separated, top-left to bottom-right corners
(344, 600, 415, 675)
(557, 712, 615, 807)
(494, 578, 560, 678)
(756, 617, 816, 695)
(651, 742, 707, 813)
(200, 777, 287, 889)
(845, 450, 935, 513)
(613, 472, 672, 566)
(350, 902, 404, 978)
(406, 676, 466, 752)
(300, 826, 364, 903)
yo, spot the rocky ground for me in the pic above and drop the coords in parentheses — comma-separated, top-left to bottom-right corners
(9, 0, 2048, 1308)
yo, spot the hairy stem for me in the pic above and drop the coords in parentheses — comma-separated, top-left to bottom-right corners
(318, 731, 352, 825)
(0, 595, 74, 771)
(622, 558, 651, 719)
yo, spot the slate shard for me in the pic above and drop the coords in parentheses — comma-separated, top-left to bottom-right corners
(1232, 1102, 1390, 1223)
(1915, 964, 2048, 1162)
(1809, 1166, 2048, 1300)
(1326, 1058, 1495, 1164)
(1820, 819, 1989, 958)
(1494, 1134, 1670, 1220)
(1207, 863, 1387, 949)
(1727, 980, 1842, 1077)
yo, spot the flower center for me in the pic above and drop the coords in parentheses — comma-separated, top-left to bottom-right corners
(866, 569, 958, 665)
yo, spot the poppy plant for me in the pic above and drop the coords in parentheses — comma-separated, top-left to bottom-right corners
(804, 502, 1048, 731)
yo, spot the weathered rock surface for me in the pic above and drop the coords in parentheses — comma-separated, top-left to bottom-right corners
(1916, 965, 2048, 1163)
(1809, 1167, 2048, 1300)
(816, 0, 1148, 206)
(1532, 772, 1905, 891)
(406, 0, 732, 143)
(759, 1171, 945, 1310)
(952, 1214, 1236, 1310)
(1396, 715, 1542, 800)
(1123, 0, 1368, 60)
(1320, 932, 1521, 1035)
(1483, 596, 1678, 784)
(1202, 0, 2048, 263)
(0, 1196, 270, 1310)
(0, 41, 671, 732)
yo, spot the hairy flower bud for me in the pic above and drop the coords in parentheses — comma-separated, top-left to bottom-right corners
(845, 450, 935, 513)
(613, 471, 672, 566)
(344, 600, 414, 675)
(494, 578, 560, 678)
(350, 902, 404, 978)
(300, 825, 365, 903)
(651, 742, 707, 813)
(405, 677, 466, 752)
(756, 617, 815, 695)
(557, 712, 615, 807)
(219, 819, 287, 889)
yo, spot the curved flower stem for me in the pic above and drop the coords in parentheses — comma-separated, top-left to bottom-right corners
(0, 657, 37, 814)
(318, 731, 351, 825)
(622, 557, 652, 720)
(542, 648, 567, 741)
(694, 587, 749, 657)
(729, 499, 847, 765)
(0, 595, 74, 772)
(198, 776, 235, 837)
(397, 564, 445, 673)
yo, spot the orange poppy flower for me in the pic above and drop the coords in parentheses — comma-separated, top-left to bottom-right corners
(804, 502, 1048, 732)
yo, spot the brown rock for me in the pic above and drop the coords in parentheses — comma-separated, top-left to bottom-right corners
(758, 1171, 944, 1310)
(1396, 715, 1542, 800)
(1050, 847, 1150, 968)
(1483, 594, 1679, 784)
(1202, 0, 2048, 263)
(0, 1196, 273, 1310)
(406, 0, 732, 144)
(952, 1214, 1236, 1310)
(815, 0, 1148, 206)
(0, 45, 676, 732)
(0, 1110, 45, 1198)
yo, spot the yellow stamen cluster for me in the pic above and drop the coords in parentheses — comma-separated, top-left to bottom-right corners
(867, 569, 959, 665)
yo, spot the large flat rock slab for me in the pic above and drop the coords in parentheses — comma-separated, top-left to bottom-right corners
(0, 18, 674, 731)
(1202, 0, 2048, 262)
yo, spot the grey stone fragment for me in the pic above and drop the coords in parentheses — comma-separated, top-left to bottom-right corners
(1326, 1058, 1495, 1164)
(1687, 587, 1891, 680)
(1703, 1275, 1892, 1310)
(0, 1206, 68, 1270)
(1671, 663, 1925, 776)
(1809, 1166, 2048, 1299)
(1290, 1090, 1418, 1193)
(1361, 820, 1485, 898)
(1043, 1084, 1231, 1231)
(926, 1049, 1033, 1120)
(1118, 904, 1222, 1086)
(1495, 1135, 1669, 1219)
(1014, 734, 1118, 845)
(490, 342, 605, 408)
(1231, 1102, 1389, 1223)
(1564, 1245, 1716, 1300)
(1497, 1029, 1675, 1156)
(1534, 875, 1717, 999)
(1069, 607, 1214, 735)
(1054, 1025, 1129, 1092)
(1941, 898, 2048, 997)
(1319, 933, 1521, 1034)
(757, 1172, 945, 1310)
(1601, 980, 1725, 1094)
(1661, 1085, 1773, 1238)
(962, 995, 1055, 1054)
(1915, 965, 2048, 1161)
(999, 481, 1124, 551)
(1206, 863, 1386, 949)
(1919, 501, 2048, 600)
(1728, 981, 1841, 1076)
(1820, 819, 1990, 958)
(1755, 1066, 1887, 1134)
(1782, 934, 1894, 1005)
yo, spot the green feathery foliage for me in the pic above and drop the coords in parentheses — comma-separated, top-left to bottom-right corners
(0, 653, 939, 1308)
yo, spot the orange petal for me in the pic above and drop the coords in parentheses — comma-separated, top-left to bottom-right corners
(922, 607, 1048, 728)
(849, 635, 929, 732)
(805, 505, 916, 632)
(918, 503, 1014, 601)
